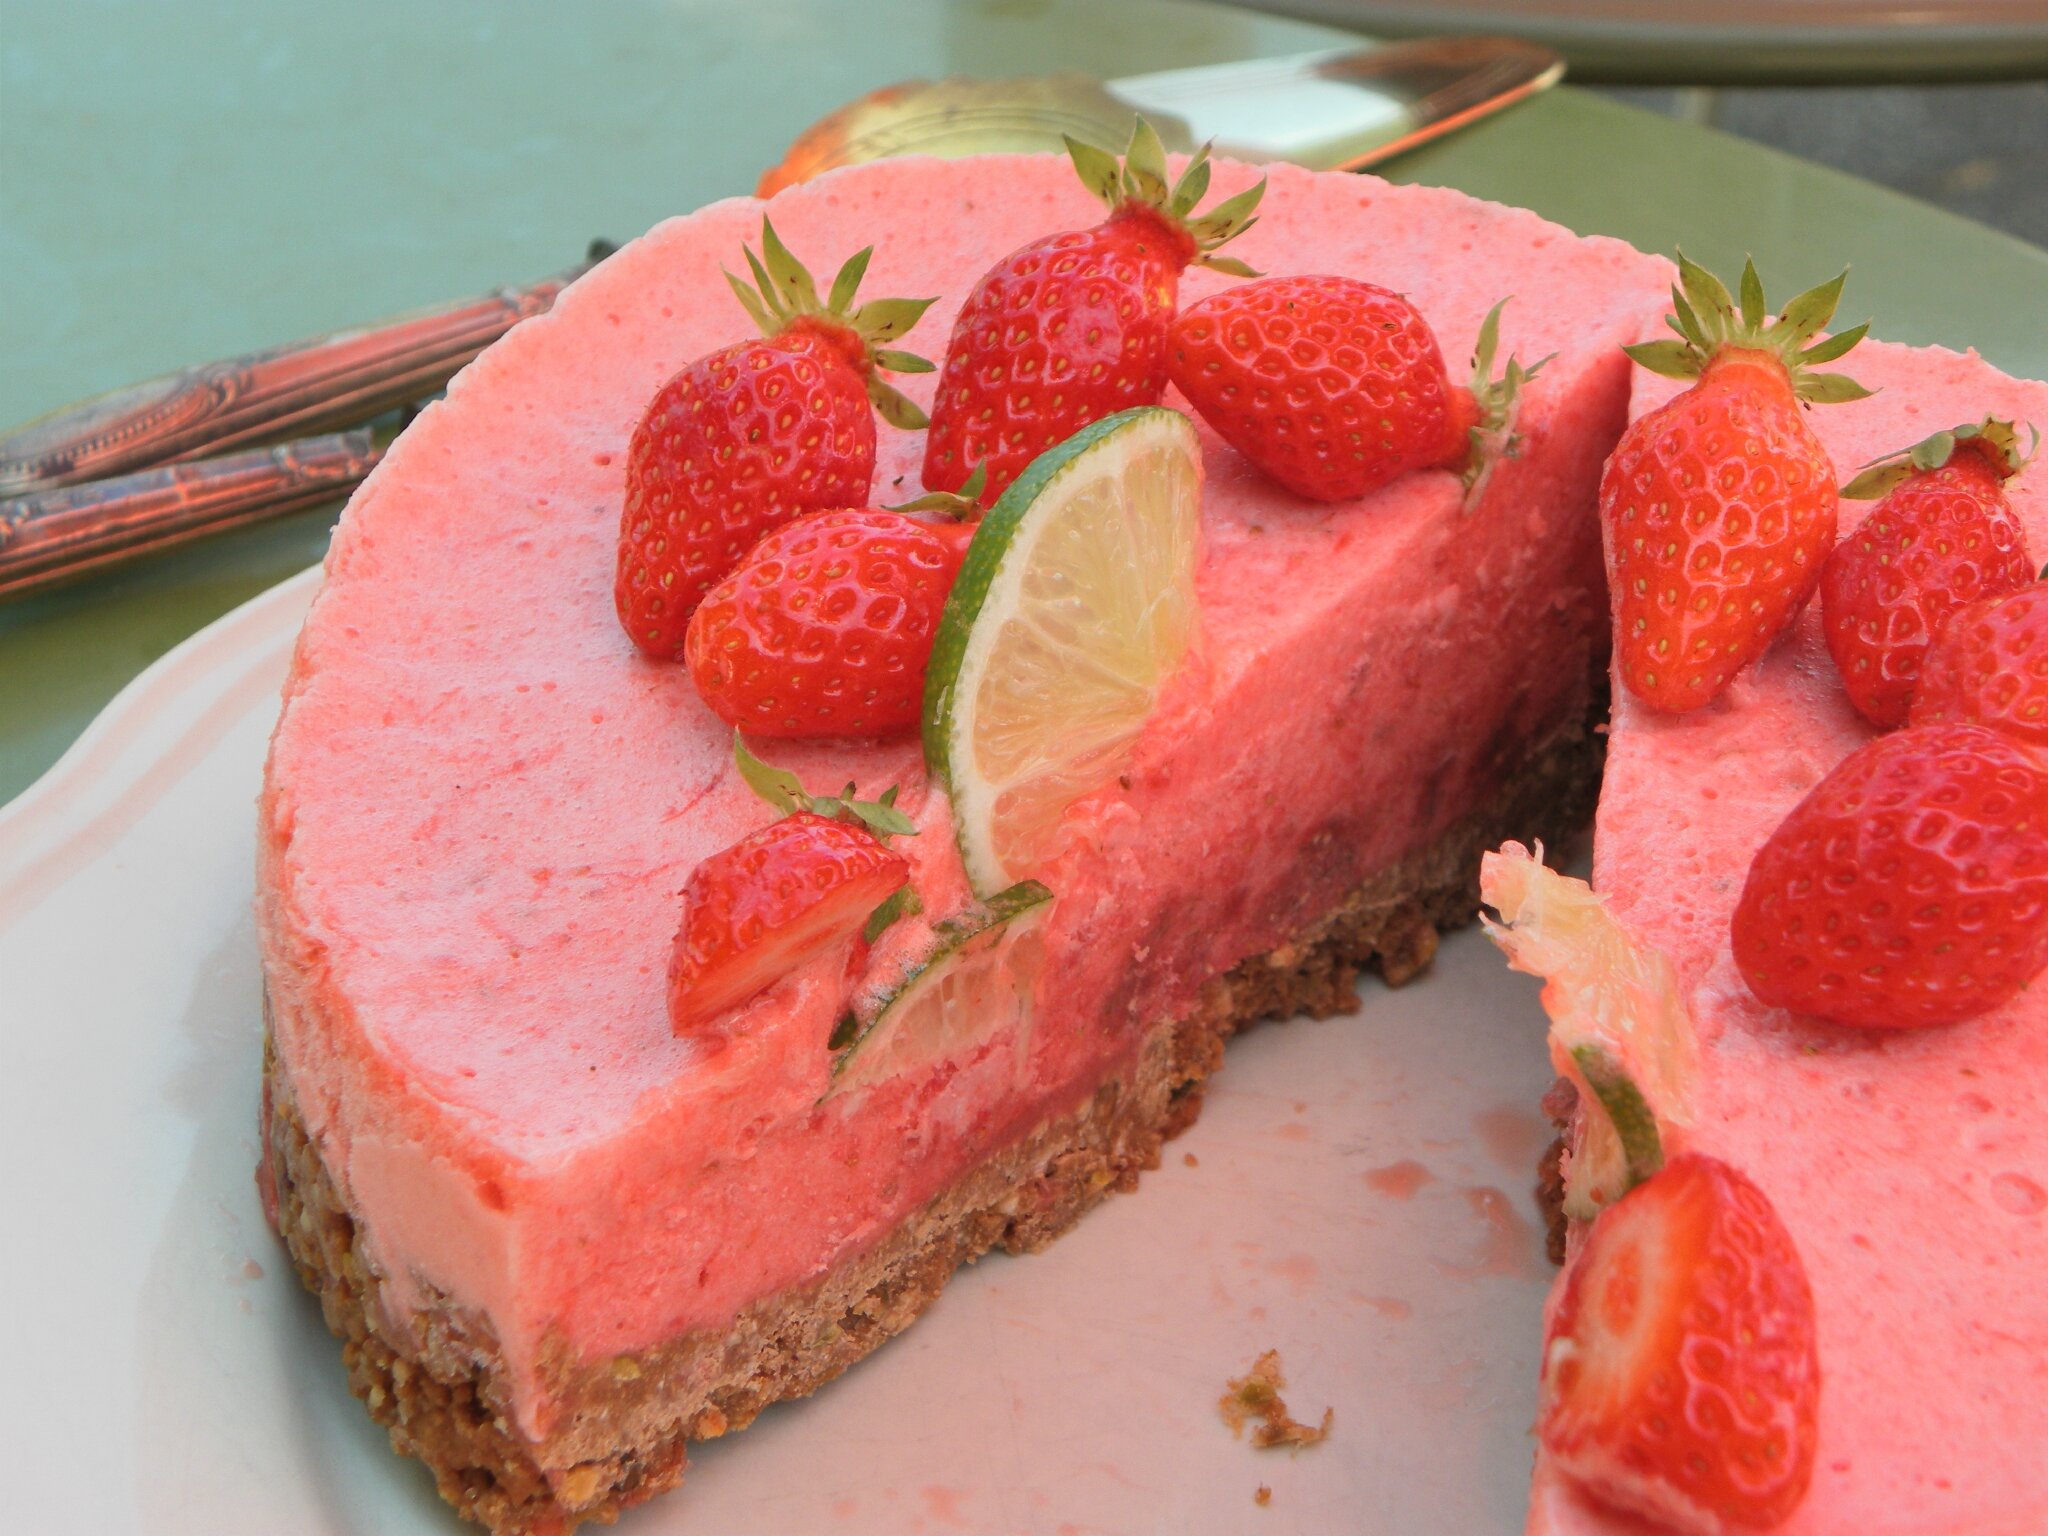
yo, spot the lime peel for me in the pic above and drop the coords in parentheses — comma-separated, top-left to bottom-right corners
(827, 880, 1054, 1098)
(1480, 841, 1699, 1221)
(923, 406, 1203, 897)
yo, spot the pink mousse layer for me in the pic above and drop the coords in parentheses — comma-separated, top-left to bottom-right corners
(1531, 342, 2048, 1535)
(258, 153, 1670, 1440)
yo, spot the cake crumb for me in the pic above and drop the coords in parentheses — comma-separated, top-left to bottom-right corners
(1219, 1350, 1334, 1453)
(1184, 1153, 1199, 1168)
(1254, 1485, 1272, 1507)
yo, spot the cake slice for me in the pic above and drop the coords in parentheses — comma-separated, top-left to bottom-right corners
(1518, 338, 2048, 1534)
(255, 153, 1671, 1533)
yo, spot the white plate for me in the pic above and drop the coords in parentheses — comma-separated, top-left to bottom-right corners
(0, 567, 1561, 1535)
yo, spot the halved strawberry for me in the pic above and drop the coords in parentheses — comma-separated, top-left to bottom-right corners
(667, 737, 914, 1032)
(1541, 1153, 1820, 1535)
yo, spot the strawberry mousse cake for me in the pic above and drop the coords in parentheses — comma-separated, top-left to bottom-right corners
(1500, 330, 2048, 1535)
(255, 148, 1676, 1532)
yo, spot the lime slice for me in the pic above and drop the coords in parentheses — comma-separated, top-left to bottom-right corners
(1480, 842, 1699, 1222)
(827, 880, 1053, 1098)
(924, 407, 1203, 896)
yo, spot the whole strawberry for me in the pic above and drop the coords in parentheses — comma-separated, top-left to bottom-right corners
(1168, 282, 1538, 501)
(1733, 721, 2048, 1028)
(1913, 581, 2048, 742)
(616, 222, 935, 661)
(922, 120, 1262, 504)
(1540, 1153, 1819, 1536)
(1820, 419, 2034, 727)
(686, 500, 976, 739)
(669, 736, 916, 1032)
(1604, 256, 1871, 713)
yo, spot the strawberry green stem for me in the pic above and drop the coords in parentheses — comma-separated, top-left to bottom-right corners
(722, 219, 938, 430)
(1462, 298, 1549, 496)
(733, 732, 917, 841)
(1841, 416, 2036, 499)
(1623, 252, 1872, 405)
(1062, 117, 1266, 276)
(889, 463, 987, 521)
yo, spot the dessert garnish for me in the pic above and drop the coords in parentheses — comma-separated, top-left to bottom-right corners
(1219, 1350, 1334, 1453)
(1912, 580, 2048, 742)
(924, 405, 1204, 896)
(1733, 720, 2048, 1028)
(685, 504, 976, 739)
(1482, 843, 1698, 1220)
(1167, 281, 1539, 502)
(667, 734, 916, 1032)
(826, 877, 1053, 1096)
(615, 220, 936, 659)
(1603, 255, 1870, 713)
(922, 118, 1263, 503)
(1539, 1153, 1819, 1535)
(1821, 418, 2034, 727)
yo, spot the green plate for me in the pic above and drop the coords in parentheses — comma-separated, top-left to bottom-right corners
(4, 0, 2046, 806)
(1243, 1, 2048, 85)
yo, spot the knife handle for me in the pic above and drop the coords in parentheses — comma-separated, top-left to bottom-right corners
(0, 243, 609, 498)
(0, 431, 383, 600)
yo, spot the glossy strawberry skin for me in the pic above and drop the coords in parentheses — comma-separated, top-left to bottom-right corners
(668, 811, 908, 1032)
(1733, 722, 2048, 1029)
(1541, 1153, 1819, 1536)
(617, 322, 877, 662)
(686, 509, 974, 739)
(1912, 583, 2048, 744)
(923, 205, 1195, 504)
(1166, 276, 1475, 502)
(1602, 351, 1839, 714)
(1820, 444, 2032, 728)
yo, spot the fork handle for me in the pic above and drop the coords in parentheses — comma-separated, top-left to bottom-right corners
(0, 245, 607, 498)
(0, 431, 383, 600)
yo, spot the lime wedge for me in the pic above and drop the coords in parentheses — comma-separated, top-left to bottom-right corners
(923, 407, 1204, 897)
(827, 880, 1053, 1098)
(1480, 842, 1699, 1222)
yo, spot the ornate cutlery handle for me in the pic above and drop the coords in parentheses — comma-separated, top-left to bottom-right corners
(0, 244, 609, 498)
(0, 431, 383, 600)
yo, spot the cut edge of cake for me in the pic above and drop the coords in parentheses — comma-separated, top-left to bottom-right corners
(263, 720, 1603, 1533)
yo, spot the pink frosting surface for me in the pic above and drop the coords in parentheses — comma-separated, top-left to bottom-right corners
(1533, 342, 2048, 1535)
(257, 153, 1671, 1438)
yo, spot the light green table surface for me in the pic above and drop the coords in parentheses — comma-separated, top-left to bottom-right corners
(5, 0, 2048, 808)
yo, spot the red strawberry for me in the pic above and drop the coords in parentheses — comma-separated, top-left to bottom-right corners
(922, 121, 1263, 504)
(686, 503, 975, 739)
(668, 737, 916, 1032)
(616, 221, 935, 661)
(1540, 1153, 1819, 1536)
(1167, 281, 1538, 502)
(1604, 256, 1871, 714)
(1820, 419, 2034, 727)
(1733, 721, 2048, 1029)
(1913, 581, 2048, 742)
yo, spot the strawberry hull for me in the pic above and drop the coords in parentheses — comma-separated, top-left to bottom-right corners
(1537, 340, 2048, 1535)
(257, 153, 1671, 1527)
